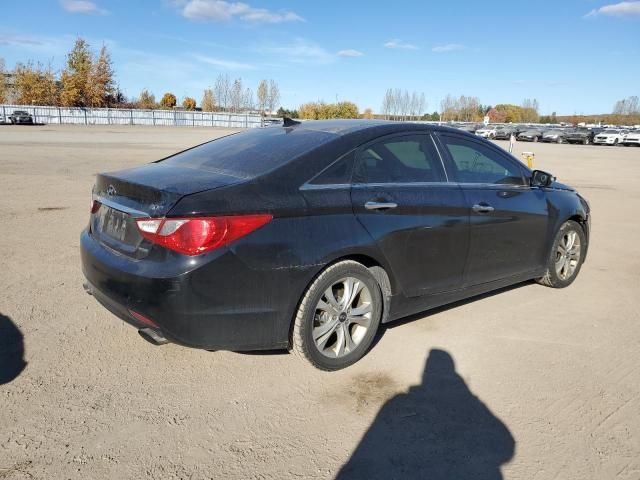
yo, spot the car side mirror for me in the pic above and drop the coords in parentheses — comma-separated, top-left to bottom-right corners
(531, 170, 555, 187)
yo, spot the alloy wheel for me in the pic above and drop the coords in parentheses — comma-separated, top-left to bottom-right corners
(312, 277, 373, 358)
(555, 231, 581, 281)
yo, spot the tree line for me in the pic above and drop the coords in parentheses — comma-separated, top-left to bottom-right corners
(0, 37, 282, 115)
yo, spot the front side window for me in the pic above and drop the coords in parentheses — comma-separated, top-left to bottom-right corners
(354, 135, 445, 184)
(439, 135, 526, 185)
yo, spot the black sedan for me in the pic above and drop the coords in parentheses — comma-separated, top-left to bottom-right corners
(81, 120, 591, 370)
(8, 110, 34, 125)
(517, 129, 543, 142)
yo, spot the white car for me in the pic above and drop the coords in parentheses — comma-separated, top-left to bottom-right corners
(622, 131, 640, 147)
(475, 126, 498, 139)
(593, 129, 628, 146)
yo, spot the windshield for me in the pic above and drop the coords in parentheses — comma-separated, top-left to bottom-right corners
(602, 130, 619, 134)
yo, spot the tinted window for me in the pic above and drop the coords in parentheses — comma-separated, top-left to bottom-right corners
(354, 135, 444, 184)
(163, 127, 336, 178)
(440, 136, 526, 185)
(309, 151, 355, 185)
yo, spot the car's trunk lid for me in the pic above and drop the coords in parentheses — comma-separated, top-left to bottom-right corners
(90, 163, 244, 257)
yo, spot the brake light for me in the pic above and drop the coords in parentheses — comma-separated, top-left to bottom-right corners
(128, 309, 159, 328)
(135, 214, 272, 256)
(90, 199, 101, 214)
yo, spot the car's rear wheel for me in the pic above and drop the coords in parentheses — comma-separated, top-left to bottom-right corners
(537, 220, 586, 288)
(292, 260, 383, 371)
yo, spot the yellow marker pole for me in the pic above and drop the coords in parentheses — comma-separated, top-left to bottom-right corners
(521, 152, 535, 169)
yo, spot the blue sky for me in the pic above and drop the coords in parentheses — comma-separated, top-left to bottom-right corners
(1, 0, 639, 114)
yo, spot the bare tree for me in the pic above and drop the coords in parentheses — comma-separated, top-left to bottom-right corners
(257, 80, 268, 115)
(214, 74, 230, 111)
(243, 87, 254, 111)
(267, 79, 280, 116)
(230, 78, 243, 112)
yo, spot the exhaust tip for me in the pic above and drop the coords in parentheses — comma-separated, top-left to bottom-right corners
(138, 328, 169, 346)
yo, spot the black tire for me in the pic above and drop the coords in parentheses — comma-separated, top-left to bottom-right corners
(292, 260, 383, 371)
(614, 139, 619, 146)
(537, 220, 586, 288)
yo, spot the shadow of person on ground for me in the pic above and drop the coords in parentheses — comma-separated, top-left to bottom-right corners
(336, 349, 515, 480)
(0, 314, 26, 385)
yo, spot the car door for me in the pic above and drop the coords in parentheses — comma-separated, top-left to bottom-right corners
(350, 133, 469, 297)
(434, 132, 549, 286)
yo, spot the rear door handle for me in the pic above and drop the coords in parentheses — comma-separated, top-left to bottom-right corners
(472, 204, 495, 213)
(365, 201, 398, 211)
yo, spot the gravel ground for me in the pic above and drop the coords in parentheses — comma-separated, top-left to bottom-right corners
(1, 125, 639, 479)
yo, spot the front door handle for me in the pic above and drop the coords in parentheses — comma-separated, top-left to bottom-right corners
(365, 201, 398, 211)
(472, 204, 495, 214)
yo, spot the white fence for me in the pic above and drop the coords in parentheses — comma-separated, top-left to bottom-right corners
(0, 104, 263, 128)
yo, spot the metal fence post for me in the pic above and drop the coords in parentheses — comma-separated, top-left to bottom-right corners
(152, 110, 155, 126)
(58, 107, 62, 124)
(84, 109, 87, 125)
(130, 109, 133, 125)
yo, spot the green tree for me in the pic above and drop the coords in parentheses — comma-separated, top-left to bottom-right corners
(182, 96, 196, 110)
(201, 89, 215, 112)
(60, 37, 94, 107)
(160, 92, 177, 109)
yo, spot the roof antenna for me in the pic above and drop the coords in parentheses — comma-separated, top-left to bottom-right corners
(283, 117, 301, 127)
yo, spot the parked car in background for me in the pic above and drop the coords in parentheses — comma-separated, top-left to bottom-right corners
(542, 130, 566, 144)
(621, 131, 640, 146)
(475, 125, 498, 139)
(494, 126, 517, 140)
(593, 129, 628, 146)
(565, 127, 597, 145)
(517, 129, 543, 142)
(80, 120, 591, 370)
(457, 124, 482, 134)
(9, 110, 34, 125)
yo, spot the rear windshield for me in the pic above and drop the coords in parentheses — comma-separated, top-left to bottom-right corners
(162, 127, 335, 178)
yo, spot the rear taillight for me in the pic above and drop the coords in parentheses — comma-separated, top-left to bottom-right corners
(135, 214, 272, 256)
(90, 199, 101, 214)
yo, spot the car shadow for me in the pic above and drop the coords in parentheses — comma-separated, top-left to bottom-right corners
(335, 349, 515, 479)
(0, 314, 26, 385)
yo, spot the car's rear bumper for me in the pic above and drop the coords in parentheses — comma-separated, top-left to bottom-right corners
(80, 229, 305, 351)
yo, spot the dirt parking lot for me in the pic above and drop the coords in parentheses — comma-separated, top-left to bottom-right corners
(1, 125, 639, 479)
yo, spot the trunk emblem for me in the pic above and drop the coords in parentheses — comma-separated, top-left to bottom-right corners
(106, 185, 117, 196)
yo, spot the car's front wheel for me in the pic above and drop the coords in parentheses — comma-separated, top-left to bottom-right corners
(292, 260, 383, 370)
(537, 220, 586, 288)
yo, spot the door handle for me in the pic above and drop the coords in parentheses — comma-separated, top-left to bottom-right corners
(472, 204, 495, 213)
(365, 201, 398, 211)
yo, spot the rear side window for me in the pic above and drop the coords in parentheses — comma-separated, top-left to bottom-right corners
(162, 127, 335, 178)
(309, 151, 355, 185)
(439, 135, 526, 185)
(354, 134, 445, 184)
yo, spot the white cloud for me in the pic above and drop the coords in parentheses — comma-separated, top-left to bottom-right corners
(0, 34, 45, 47)
(60, 0, 109, 15)
(258, 38, 335, 64)
(432, 43, 466, 53)
(179, 0, 304, 23)
(384, 39, 418, 50)
(337, 49, 363, 57)
(191, 53, 255, 70)
(585, 1, 640, 17)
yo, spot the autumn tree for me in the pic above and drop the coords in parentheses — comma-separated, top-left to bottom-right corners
(136, 89, 156, 109)
(160, 92, 177, 109)
(88, 45, 115, 107)
(60, 37, 93, 107)
(182, 96, 196, 110)
(14, 61, 58, 106)
(299, 101, 358, 119)
(256, 79, 268, 115)
(201, 88, 215, 111)
(362, 108, 374, 119)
